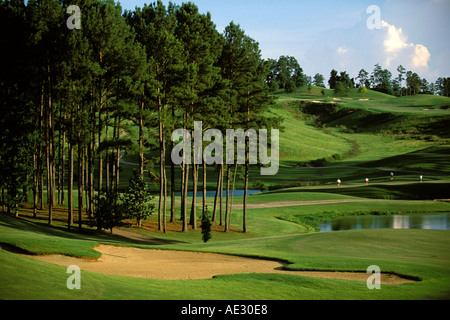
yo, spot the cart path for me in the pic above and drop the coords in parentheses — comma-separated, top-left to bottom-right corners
(232, 199, 384, 209)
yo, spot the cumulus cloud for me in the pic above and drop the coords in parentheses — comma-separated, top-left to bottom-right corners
(412, 44, 431, 68)
(337, 46, 348, 55)
(380, 20, 430, 70)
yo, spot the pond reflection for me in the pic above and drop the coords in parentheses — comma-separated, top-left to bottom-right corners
(319, 214, 450, 232)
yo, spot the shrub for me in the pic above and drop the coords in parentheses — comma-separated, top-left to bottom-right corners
(253, 180, 268, 192)
(120, 170, 155, 227)
(201, 209, 212, 243)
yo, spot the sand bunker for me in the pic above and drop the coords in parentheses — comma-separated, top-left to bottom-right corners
(28, 245, 414, 285)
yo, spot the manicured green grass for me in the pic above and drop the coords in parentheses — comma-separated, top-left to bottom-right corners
(270, 103, 353, 162)
(2, 211, 450, 300)
(276, 86, 450, 115)
(2, 248, 437, 300)
(2, 86, 450, 300)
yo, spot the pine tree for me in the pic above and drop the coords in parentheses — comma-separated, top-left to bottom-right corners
(174, 2, 223, 232)
(219, 22, 279, 232)
(126, 1, 186, 233)
(0, 0, 35, 215)
(119, 170, 155, 228)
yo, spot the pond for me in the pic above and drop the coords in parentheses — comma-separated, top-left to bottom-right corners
(175, 189, 263, 198)
(319, 213, 450, 232)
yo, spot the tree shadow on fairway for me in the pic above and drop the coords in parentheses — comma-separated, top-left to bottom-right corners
(0, 213, 184, 248)
(362, 145, 450, 175)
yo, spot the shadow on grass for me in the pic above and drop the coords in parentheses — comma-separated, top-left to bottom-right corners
(0, 213, 184, 248)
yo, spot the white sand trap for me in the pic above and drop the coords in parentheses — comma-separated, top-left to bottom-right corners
(27, 245, 415, 284)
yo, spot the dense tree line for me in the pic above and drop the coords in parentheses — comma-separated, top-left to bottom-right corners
(339, 64, 449, 97)
(266, 55, 305, 93)
(0, 0, 279, 234)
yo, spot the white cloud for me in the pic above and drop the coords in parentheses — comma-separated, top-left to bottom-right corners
(412, 44, 431, 68)
(337, 46, 348, 55)
(381, 20, 411, 53)
(381, 20, 430, 70)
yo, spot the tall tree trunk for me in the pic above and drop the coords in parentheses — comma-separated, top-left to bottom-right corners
(115, 115, 121, 201)
(202, 161, 207, 215)
(105, 112, 110, 192)
(38, 83, 44, 211)
(229, 163, 238, 229)
(224, 164, 230, 232)
(170, 105, 176, 223)
(162, 137, 167, 233)
(180, 163, 185, 222)
(61, 126, 65, 206)
(219, 164, 223, 226)
(243, 86, 250, 233)
(46, 64, 54, 225)
(170, 146, 175, 223)
(182, 163, 189, 232)
(158, 118, 163, 231)
(68, 141, 73, 229)
(32, 153, 37, 218)
(78, 145, 84, 231)
(98, 97, 103, 199)
(190, 163, 198, 229)
(87, 139, 93, 219)
(212, 164, 221, 222)
(139, 97, 145, 176)
(57, 113, 62, 205)
(243, 153, 249, 233)
(181, 111, 189, 232)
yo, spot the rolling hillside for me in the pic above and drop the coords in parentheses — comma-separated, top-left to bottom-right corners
(272, 86, 450, 167)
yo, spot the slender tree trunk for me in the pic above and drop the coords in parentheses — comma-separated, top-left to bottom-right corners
(98, 99, 103, 198)
(170, 105, 176, 223)
(212, 164, 221, 222)
(61, 126, 65, 206)
(139, 97, 145, 176)
(170, 150, 175, 223)
(181, 110, 189, 232)
(38, 83, 44, 211)
(158, 120, 163, 231)
(180, 163, 185, 222)
(182, 163, 189, 232)
(33, 153, 37, 218)
(243, 155, 249, 233)
(78, 145, 83, 231)
(190, 163, 198, 229)
(229, 163, 238, 229)
(162, 138, 167, 233)
(98, 54, 104, 201)
(224, 164, 230, 232)
(57, 116, 62, 205)
(85, 147, 89, 216)
(88, 139, 93, 219)
(105, 111, 110, 192)
(219, 164, 223, 226)
(115, 116, 120, 202)
(46, 64, 54, 226)
(68, 141, 73, 229)
(39, 167, 44, 210)
(202, 161, 207, 215)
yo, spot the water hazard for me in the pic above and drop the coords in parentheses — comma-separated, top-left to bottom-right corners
(319, 213, 450, 232)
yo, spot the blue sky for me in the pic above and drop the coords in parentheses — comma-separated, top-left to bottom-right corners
(119, 0, 449, 83)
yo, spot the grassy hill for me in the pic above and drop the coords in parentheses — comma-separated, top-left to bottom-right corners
(272, 86, 450, 164)
(1, 84, 450, 302)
